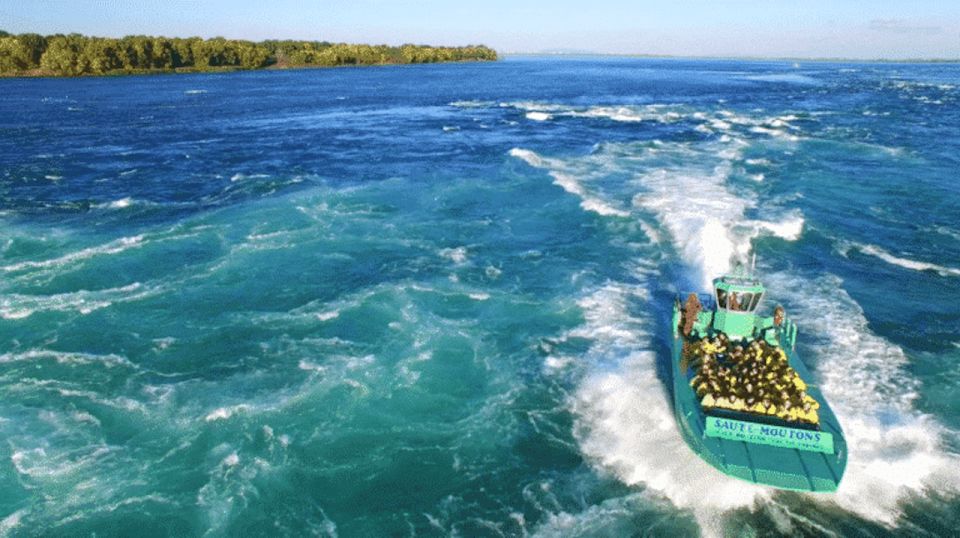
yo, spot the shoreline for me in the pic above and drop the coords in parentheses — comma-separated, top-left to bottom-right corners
(0, 32, 497, 79)
(0, 59, 497, 80)
(502, 52, 960, 65)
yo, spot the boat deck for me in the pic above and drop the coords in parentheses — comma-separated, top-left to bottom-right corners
(671, 325, 847, 492)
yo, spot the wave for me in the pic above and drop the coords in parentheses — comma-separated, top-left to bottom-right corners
(0, 349, 135, 369)
(512, 133, 803, 290)
(569, 282, 769, 537)
(448, 100, 495, 108)
(93, 197, 160, 210)
(1, 235, 144, 274)
(742, 73, 821, 85)
(0, 509, 27, 535)
(439, 246, 469, 264)
(0, 282, 159, 319)
(764, 272, 960, 524)
(229, 172, 271, 182)
(623, 146, 802, 289)
(841, 242, 960, 277)
(509, 148, 630, 217)
(498, 101, 810, 146)
(503, 102, 687, 124)
(542, 129, 949, 534)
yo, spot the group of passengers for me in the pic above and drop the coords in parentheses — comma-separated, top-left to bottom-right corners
(687, 333, 820, 424)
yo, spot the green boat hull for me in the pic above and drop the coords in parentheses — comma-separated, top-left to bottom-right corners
(670, 306, 848, 492)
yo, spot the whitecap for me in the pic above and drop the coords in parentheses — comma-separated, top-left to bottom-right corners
(570, 281, 765, 537)
(1, 235, 144, 273)
(449, 100, 493, 108)
(526, 111, 552, 121)
(439, 246, 468, 264)
(845, 242, 960, 277)
(107, 197, 133, 209)
(316, 310, 341, 321)
(0, 509, 27, 535)
(747, 215, 805, 241)
(510, 148, 629, 218)
(204, 405, 251, 422)
(764, 272, 960, 524)
(0, 282, 155, 320)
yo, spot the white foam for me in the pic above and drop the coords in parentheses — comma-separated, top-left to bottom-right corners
(509, 148, 544, 167)
(510, 148, 629, 218)
(748, 215, 805, 241)
(0, 349, 134, 368)
(205, 405, 251, 422)
(449, 100, 494, 108)
(569, 283, 766, 537)
(764, 272, 960, 524)
(631, 165, 747, 290)
(1, 235, 144, 273)
(0, 509, 26, 534)
(506, 102, 688, 124)
(442, 125, 460, 132)
(543, 356, 573, 371)
(184, 89, 207, 94)
(316, 310, 341, 321)
(932, 225, 960, 242)
(439, 246, 468, 264)
(229, 173, 270, 182)
(0, 282, 154, 320)
(44, 174, 63, 180)
(847, 242, 960, 277)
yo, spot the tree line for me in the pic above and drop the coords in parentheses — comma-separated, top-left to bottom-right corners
(0, 31, 498, 76)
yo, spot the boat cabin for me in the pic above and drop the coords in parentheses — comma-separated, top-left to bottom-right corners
(712, 273, 765, 340)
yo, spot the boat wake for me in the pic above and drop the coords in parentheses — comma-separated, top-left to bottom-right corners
(508, 114, 960, 534)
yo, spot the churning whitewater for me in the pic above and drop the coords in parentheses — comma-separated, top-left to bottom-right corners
(1, 57, 959, 536)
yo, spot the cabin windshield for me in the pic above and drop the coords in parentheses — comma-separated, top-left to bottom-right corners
(717, 289, 763, 312)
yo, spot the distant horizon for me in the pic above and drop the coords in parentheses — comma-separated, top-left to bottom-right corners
(502, 51, 960, 63)
(2, 1, 959, 61)
(5, 27, 957, 64)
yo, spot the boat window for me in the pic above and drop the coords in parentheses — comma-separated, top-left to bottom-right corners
(737, 292, 752, 311)
(749, 293, 762, 311)
(716, 288, 726, 308)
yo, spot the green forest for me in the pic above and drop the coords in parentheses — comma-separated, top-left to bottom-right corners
(0, 30, 498, 77)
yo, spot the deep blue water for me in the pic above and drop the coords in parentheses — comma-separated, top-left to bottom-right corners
(1, 57, 959, 537)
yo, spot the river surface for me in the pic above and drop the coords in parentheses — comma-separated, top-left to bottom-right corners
(1, 57, 959, 537)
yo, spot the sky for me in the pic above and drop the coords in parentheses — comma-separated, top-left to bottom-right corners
(2, 1, 959, 59)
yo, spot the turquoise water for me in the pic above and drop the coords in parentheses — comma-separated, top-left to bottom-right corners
(1, 57, 959, 536)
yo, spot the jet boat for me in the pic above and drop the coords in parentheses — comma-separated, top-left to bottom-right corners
(671, 267, 847, 491)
